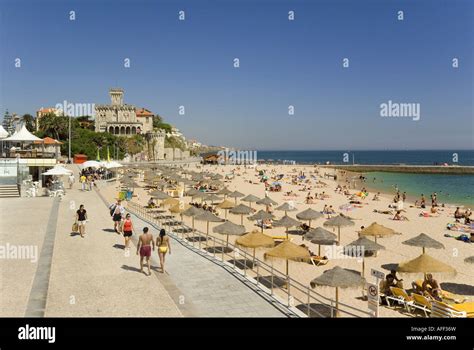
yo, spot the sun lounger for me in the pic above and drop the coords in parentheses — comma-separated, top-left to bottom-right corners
(431, 300, 474, 318)
(386, 287, 414, 312)
(412, 294, 432, 317)
(309, 256, 328, 266)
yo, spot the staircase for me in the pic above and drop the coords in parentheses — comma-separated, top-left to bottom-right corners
(0, 185, 20, 198)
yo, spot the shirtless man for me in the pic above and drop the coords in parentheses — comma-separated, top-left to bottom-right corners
(136, 227, 155, 276)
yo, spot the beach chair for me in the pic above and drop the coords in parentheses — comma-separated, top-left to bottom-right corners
(412, 294, 432, 317)
(386, 287, 414, 312)
(430, 300, 474, 318)
(309, 256, 328, 267)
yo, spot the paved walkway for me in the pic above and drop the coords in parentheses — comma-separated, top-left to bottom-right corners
(2, 165, 287, 317)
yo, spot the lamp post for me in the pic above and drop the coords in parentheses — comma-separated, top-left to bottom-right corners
(68, 112, 71, 163)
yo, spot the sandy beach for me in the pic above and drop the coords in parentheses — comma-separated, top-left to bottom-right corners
(102, 163, 474, 317)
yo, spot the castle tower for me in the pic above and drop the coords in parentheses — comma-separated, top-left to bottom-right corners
(146, 130, 166, 161)
(110, 88, 124, 106)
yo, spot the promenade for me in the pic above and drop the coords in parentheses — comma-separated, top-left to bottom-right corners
(0, 166, 286, 317)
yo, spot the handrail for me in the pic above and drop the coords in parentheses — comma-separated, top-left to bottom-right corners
(126, 200, 373, 318)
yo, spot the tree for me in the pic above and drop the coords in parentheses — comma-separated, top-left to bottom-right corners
(22, 114, 35, 132)
(125, 134, 145, 156)
(152, 114, 163, 128)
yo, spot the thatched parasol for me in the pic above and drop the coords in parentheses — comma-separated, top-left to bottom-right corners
(273, 215, 302, 239)
(241, 194, 261, 209)
(228, 190, 245, 204)
(304, 227, 337, 256)
(343, 237, 385, 277)
(150, 190, 171, 200)
(359, 222, 399, 244)
(182, 206, 204, 236)
(465, 256, 474, 264)
(213, 220, 247, 247)
(195, 211, 224, 248)
(296, 208, 324, 228)
(247, 210, 275, 233)
(161, 197, 180, 207)
(323, 215, 355, 244)
(402, 233, 445, 254)
(275, 202, 298, 216)
(310, 266, 365, 317)
(264, 240, 310, 278)
(217, 187, 232, 197)
(397, 253, 456, 275)
(229, 203, 253, 225)
(256, 196, 278, 206)
(216, 199, 235, 219)
(204, 193, 222, 203)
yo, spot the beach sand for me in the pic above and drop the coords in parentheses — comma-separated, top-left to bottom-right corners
(104, 163, 474, 317)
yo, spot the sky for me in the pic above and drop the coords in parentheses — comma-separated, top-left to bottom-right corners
(0, 0, 472, 150)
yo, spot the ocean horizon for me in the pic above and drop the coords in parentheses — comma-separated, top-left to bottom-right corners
(254, 150, 474, 206)
(255, 150, 474, 166)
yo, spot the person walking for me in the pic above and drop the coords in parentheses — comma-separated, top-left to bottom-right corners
(76, 204, 88, 238)
(110, 199, 125, 234)
(68, 173, 75, 189)
(121, 213, 134, 250)
(136, 227, 154, 276)
(156, 228, 171, 273)
(80, 173, 86, 191)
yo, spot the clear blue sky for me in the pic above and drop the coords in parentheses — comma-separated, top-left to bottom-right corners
(0, 0, 472, 150)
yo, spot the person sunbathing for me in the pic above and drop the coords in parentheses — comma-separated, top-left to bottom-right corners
(374, 209, 393, 215)
(372, 192, 380, 201)
(393, 211, 409, 221)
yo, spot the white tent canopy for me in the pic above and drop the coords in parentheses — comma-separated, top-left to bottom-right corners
(0, 125, 8, 139)
(42, 165, 73, 176)
(4, 124, 42, 142)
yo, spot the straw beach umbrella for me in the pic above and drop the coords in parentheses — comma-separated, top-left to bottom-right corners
(310, 266, 365, 317)
(402, 233, 445, 254)
(465, 256, 474, 264)
(194, 211, 224, 248)
(150, 190, 170, 200)
(217, 187, 232, 198)
(323, 215, 355, 245)
(229, 203, 253, 225)
(397, 253, 456, 275)
(264, 240, 311, 280)
(204, 193, 221, 204)
(304, 227, 337, 256)
(248, 210, 275, 233)
(241, 194, 261, 209)
(296, 208, 324, 228)
(182, 206, 204, 236)
(359, 222, 399, 244)
(256, 196, 278, 207)
(161, 197, 179, 207)
(213, 220, 247, 248)
(235, 230, 275, 265)
(343, 237, 385, 277)
(169, 202, 191, 226)
(276, 202, 297, 216)
(216, 199, 234, 219)
(273, 215, 302, 239)
(228, 190, 245, 204)
(185, 188, 200, 197)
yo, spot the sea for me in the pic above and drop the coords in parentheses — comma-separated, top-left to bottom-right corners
(256, 150, 474, 207)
